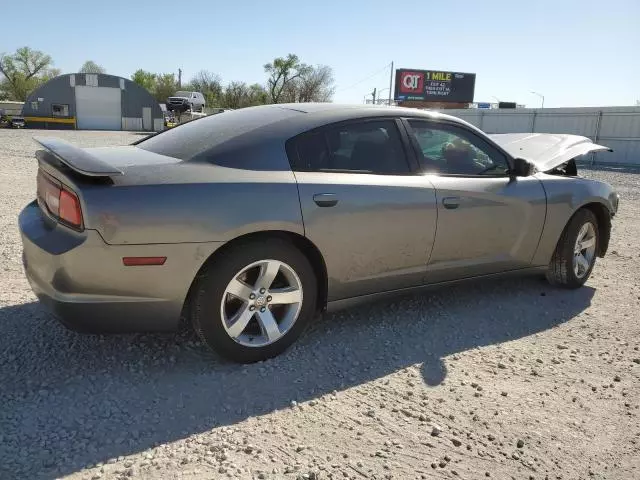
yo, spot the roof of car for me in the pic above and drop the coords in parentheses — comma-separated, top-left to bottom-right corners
(273, 102, 452, 118)
(252, 103, 471, 137)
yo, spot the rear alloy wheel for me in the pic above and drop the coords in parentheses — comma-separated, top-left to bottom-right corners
(546, 209, 599, 288)
(221, 259, 303, 348)
(191, 239, 317, 363)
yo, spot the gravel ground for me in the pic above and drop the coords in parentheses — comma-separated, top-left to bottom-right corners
(1, 129, 639, 480)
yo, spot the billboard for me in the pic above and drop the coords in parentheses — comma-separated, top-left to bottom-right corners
(395, 69, 476, 103)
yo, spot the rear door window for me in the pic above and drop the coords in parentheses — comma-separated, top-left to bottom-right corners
(289, 132, 329, 171)
(289, 120, 411, 175)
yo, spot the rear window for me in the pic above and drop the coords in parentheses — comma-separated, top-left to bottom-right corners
(136, 106, 300, 161)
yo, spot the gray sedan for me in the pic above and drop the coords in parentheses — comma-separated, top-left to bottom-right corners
(19, 104, 619, 362)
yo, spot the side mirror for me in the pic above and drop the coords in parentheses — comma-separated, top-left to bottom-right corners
(511, 157, 535, 177)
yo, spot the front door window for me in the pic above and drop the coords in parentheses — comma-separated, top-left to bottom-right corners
(408, 120, 510, 176)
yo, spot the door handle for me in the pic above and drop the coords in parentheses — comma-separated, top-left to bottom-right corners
(313, 193, 338, 207)
(442, 196, 460, 209)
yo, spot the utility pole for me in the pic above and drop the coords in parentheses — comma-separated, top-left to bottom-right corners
(388, 61, 393, 105)
(178, 68, 182, 88)
(372, 87, 377, 105)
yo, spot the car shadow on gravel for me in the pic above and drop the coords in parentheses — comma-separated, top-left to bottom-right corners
(0, 276, 594, 479)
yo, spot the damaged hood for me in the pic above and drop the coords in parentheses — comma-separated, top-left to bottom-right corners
(489, 133, 612, 172)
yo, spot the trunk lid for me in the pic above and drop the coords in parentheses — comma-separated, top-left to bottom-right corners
(489, 133, 612, 172)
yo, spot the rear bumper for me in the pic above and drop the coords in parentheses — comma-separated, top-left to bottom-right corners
(26, 277, 176, 333)
(19, 201, 223, 333)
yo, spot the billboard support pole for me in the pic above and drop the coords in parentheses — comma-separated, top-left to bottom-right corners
(388, 61, 393, 105)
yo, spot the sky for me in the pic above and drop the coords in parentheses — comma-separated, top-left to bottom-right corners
(3, 0, 639, 108)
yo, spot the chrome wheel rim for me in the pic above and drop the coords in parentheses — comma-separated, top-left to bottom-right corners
(220, 259, 303, 347)
(573, 222, 597, 279)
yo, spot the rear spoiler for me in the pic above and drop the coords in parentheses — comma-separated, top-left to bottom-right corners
(33, 136, 123, 177)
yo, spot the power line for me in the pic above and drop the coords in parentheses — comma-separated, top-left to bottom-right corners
(335, 62, 392, 93)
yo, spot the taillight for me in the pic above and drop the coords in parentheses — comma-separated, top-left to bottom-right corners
(59, 190, 82, 228)
(37, 170, 84, 230)
(38, 171, 61, 216)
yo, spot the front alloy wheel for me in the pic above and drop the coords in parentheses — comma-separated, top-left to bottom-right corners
(573, 222, 597, 279)
(547, 208, 599, 288)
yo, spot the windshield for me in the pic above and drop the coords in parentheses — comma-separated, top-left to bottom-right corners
(173, 91, 192, 97)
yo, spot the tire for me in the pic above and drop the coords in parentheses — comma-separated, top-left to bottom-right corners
(546, 208, 599, 288)
(191, 238, 317, 363)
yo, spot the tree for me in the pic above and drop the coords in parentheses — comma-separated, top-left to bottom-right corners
(219, 82, 269, 109)
(247, 83, 268, 106)
(130, 70, 175, 102)
(131, 69, 157, 92)
(153, 73, 177, 102)
(283, 65, 335, 103)
(130, 70, 178, 102)
(264, 54, 310, 104)
(79, 60, 106, 74)
(220, 81, 250, 109)
(0, 47, 58, 101)
(185, 70, 223, 107)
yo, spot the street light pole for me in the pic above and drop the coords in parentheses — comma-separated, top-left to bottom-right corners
(388, 61, 394, 104)
(531, 91, 544, 108)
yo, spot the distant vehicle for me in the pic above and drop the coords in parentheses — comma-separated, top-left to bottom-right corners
(19, 104, 618, 363)
(166, 91, 205, 113)
(0, 109, 25, 128)
(10, 116, 26, 128)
